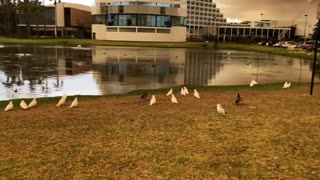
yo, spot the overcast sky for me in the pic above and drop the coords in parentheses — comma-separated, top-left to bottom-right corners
(54, 0, 319, 26)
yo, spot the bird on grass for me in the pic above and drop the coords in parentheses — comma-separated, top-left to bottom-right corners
(184, 87, 189, 95)
(69, 97, 78, 108)
(20, 100, 28, 110)
(141, 92, 148, 100)
(166, 89, 173, 96)
(171, 94, 178, 104)
(149, 95, 156, 106)
(28, 98, 37, 108)
(4, 101, 13, 112)
(56, 94, 67, 107)
(181, 87, 186, 96)
(216, 104, 226, 115)
(250, 80, 258, 87)
(235, 93, 242, 105)
(194, 89, 200, 99)
(283, 82, 291, 89)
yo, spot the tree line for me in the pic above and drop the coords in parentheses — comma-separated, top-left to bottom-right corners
(0, 0, 58, 36)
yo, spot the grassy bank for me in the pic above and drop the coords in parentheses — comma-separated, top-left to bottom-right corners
(0, 84, 319, 178)
(0, 83, 310, 106)
(0, 37, 316, 60)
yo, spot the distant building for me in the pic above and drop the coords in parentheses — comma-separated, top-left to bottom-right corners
(17, 2, 92, 38)
(217, 19, 295, 41)
(186, 0, 227, 39)
(91, 0, 187, 42)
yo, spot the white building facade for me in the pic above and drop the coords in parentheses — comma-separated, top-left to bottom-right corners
(92, 0, 187, 42)
(186, 0, 227, 38)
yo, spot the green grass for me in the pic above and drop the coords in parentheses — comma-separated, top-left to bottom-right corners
(0, 84, 319, 178)
(0, 37, 317, 60)
(216, 43, 316, 60)
(0, 83, 312, 106)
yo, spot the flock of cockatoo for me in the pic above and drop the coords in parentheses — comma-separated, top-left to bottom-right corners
(250, 80, 291, 89)
(144, 86, 227, 115)
(3, 94, 78, 112)
(3, 80, 291, 114)
(145, 80, 292, 115)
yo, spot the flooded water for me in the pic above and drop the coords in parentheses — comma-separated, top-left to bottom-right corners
(0, 45, 318, 100)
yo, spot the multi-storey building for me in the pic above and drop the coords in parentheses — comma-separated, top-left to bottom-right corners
(91, 0, 187, 42)
(17, 2, 92, 38)
(186, 0, 227, 38)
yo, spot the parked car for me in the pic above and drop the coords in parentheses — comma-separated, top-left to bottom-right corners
(283, 41, 298, 50)
(302, 41, 315, 51)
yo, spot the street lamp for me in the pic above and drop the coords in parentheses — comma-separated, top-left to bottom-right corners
(260, 13, 263, 38)
(304, 14, 308, 42)
(53, 0, 58, 38)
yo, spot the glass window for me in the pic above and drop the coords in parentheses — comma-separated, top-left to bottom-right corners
(137, 15, 156, 27)
(110, 2, 121, 6)
(107, 15, 118, 26)
(93, 15, 105, 24)
(157, 16, 171, 27)
(118, 15, 137, 26)
(172, 16, 185, 26)
(181, 4, 187, 8)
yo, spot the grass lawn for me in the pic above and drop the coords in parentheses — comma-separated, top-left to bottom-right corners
(0, 84, 319, 178)
(0, 37, 316, 60)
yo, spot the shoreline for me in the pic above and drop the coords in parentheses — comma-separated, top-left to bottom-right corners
(0, 83, 313, 106)
(0, 37, 316, 60)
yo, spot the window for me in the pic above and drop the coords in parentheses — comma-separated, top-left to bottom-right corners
(92, 15, 106, 24)
(137, 15, 156, 27)
(118, 15, 137, 26)
(157, 16, 171, 27)
(107, 15, 118, 26)
(119, 6, 123, 13)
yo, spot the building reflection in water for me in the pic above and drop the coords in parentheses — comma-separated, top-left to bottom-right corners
(92, 46, 227, 94)
(184, 50, 223, 86)
(0, 46, 93, 99)
(92, 46, 186, 94)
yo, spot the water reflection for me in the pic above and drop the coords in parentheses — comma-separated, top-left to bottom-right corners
(0, 45, 318, 100)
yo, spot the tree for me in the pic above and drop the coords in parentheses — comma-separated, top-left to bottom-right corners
(17, 0, 42, 36)
(312, 20, 320, 40)
(0, 0, 18, 35)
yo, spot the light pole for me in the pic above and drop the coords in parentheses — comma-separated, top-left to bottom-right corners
(303, 14, 308, 42)
(54, 0, 57, 38)
(260, 13, 263, 38)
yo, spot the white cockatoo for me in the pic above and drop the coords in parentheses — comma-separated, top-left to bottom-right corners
(250, 80, 258, 87)
(184, 87, 189, 95)
(69, 97, 78, 108)
(149, 95, 156, 105)
(56, 94, 67, 107)
(20, 100, 28, 110)
(28, 98, 37, 108)
(181, 87, 186, 96)
(171, 94, 178, 104)
(166, 89, 173, 96)
(216, 104, 226, 115)
(283, 82, 291, 89)
(194, 89, 200, 99)
(4, 101, 13, 112)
